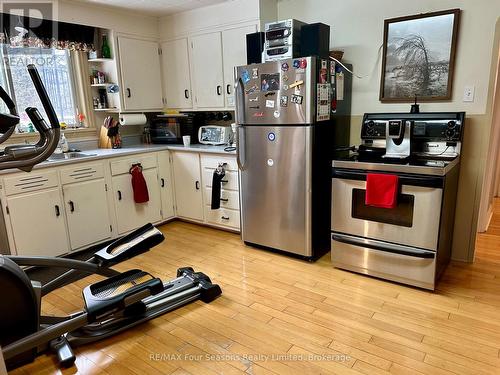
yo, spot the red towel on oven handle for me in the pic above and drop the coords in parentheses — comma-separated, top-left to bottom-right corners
(365, 173, 399, 209)
(130, 165, 149, 204)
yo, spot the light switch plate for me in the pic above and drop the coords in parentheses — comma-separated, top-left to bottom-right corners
(463, 85, 475, 102)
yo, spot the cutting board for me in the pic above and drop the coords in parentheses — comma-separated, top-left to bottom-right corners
(98, 125, 112, 149)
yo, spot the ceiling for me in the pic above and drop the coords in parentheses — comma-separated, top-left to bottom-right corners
(73, 0, 233, 16)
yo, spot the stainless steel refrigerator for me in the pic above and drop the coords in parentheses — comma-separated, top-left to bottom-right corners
(235, 56, 338, 260)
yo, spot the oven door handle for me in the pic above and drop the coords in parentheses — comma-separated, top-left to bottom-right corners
(332, 233, 436, 259)
(332, 169, 444, 188)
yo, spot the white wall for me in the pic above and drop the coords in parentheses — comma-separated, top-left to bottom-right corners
(277, 0, 500, 115)
(58, 0, 159, 38)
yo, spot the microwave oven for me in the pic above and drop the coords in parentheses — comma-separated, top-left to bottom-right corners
(150, 113, 203, 144)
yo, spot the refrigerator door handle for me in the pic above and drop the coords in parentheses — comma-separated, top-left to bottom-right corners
(236, 125, 246, 171)
(235, 77, 245, 125)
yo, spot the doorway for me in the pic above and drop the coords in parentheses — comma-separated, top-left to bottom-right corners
(478, 21, 500, 233)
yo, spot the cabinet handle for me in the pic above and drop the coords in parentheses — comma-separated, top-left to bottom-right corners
(221, 216, 230, 220)
(216, 85, 222, 96)
(68, 200, 75, 213)
(126, 88, 131, 98)
(221, 179, 228, 184)
(184, 89, 189, 99)
(117, 190, 122, 200)
(161, 178, 165, 187)
(226, 84, 231, 95)
(195, 181, 200, 190)
(55, 205, 60, 217)
(220, 198, 228, 202)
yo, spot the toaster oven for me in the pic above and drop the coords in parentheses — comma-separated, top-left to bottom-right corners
(198, 125, 231, 145)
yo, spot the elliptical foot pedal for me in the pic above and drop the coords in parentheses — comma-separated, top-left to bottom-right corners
(83, 269, 163, 322)
(94, 223, 164, 266)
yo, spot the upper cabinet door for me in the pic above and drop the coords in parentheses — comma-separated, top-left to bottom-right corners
(161, 38, 192, 109)
(222, 25, 257, 108)
(190, 32, 224, 108)
(118, 36, 163, 111)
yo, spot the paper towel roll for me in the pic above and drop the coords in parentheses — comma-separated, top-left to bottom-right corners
(119, 113, 147, 126)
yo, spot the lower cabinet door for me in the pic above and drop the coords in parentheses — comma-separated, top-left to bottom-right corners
(158, 151, 175, 219)
(112, 168, 162, 234)
(7, 188, 69, 256)
(63, 179, 112, 250)
(172, 152, 204, 221)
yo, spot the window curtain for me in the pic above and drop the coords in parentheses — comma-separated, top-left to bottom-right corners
(0, 13, 95, 51)
(70, 50, 95, 128)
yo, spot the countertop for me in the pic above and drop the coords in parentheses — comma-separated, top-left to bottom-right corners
(0, 143, 236, 174)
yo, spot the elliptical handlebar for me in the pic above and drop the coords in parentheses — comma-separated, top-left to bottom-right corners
(0, 64, 60, 172)
(27, 64, 60, 131)
(0, 86, 18, 144)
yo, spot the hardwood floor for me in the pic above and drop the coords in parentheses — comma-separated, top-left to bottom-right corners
(10, 201, 500, 374)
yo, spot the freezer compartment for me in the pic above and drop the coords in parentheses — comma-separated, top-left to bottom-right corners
(239, 125, 312, 256)
(235, 57, 316, 125)
(331, 233, 437, 290)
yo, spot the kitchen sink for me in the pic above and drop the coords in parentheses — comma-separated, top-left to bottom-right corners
(46, 152, 97, 162)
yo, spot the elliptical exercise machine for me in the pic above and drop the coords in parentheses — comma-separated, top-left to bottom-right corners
(0, 65, 222, 370)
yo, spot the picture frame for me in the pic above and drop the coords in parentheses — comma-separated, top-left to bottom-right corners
(379, 9, 460, 102)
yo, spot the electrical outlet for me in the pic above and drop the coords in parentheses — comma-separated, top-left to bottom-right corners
(463, 85, 475, 102)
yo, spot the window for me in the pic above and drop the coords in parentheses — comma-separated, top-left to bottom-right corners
(0, 46, 78, 132)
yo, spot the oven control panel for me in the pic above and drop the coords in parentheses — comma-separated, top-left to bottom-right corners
(412, 120, 463, 142)
(361, 113, 465, 142)
(360, 120, 386, 139)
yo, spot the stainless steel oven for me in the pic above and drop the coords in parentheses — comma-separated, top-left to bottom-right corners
(330, 111, 464, 290)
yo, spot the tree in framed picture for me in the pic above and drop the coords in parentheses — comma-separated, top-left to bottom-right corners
(379, 9, 460, 102)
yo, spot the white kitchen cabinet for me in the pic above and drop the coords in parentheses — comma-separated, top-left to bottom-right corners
(117, 36, 163, 111)
(6, 188, 69, 256)
(63, 179, 112, 250)
(172, 152, 204, 221)
(189, 32, 224, 108)
(111, 166, 162, 235)
(222, 24, 257, 108)
(157, 151, 175, 220)
(162, 38, 192, 109)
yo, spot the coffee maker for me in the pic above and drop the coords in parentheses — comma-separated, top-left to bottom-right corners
(382, 120, 412, 160)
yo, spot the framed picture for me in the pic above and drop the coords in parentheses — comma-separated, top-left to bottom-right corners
(379, 9, 460, 102)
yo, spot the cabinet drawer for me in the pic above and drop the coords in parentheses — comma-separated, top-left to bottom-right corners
(204, 188, 239, 210)
(203, 169, 238, 191)
(111, 155, 157, 176)
(3, 171, 59, 196)
(205, 206, 240, 229)
(200, 154, 238, 171)
(60, 163, 104, 185)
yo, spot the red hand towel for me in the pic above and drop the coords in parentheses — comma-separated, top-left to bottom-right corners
(365, 173, 399, 208)
(130, 166, 149, 203)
